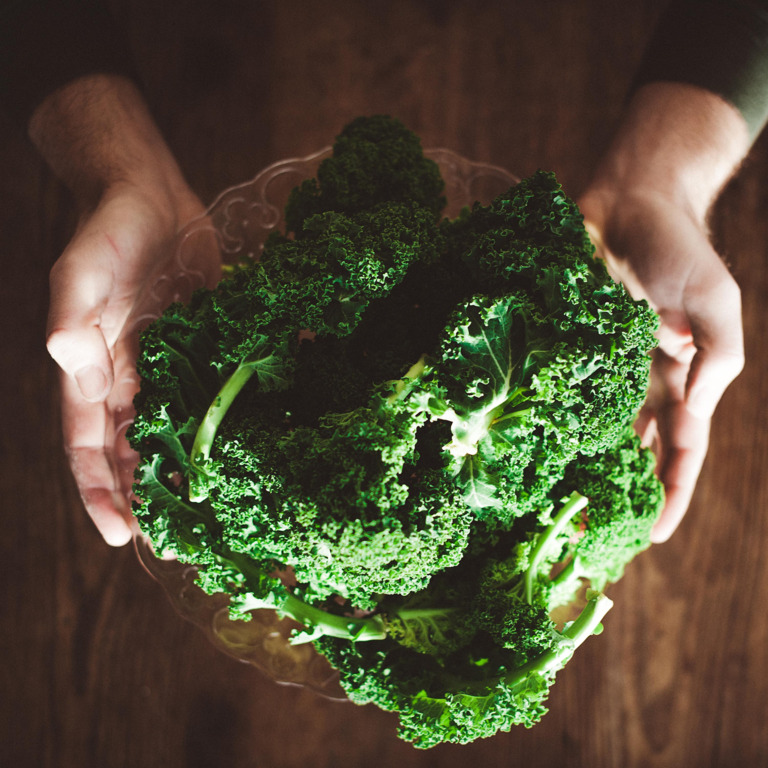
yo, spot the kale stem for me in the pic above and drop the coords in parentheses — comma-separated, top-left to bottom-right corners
(550, 557, 577, 587)
(505, 592, 613, 684)
(237, 589, 388, 643)
(454, 593, 614, 698)
(560, 593, 612, 643)
(280, 594, 387, 643)
(524, 491, 588, 604)
(499, 385, 532, 409)
(387, 354, 427, 404)
(189, 362, 257, 501)
(394, 607, 456, 620)
(491, 405, 534, 425)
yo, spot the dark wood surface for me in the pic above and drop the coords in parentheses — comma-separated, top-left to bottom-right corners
(3, 2, 768, 766)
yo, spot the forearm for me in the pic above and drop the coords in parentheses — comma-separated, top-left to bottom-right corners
(29, 74, 198, 222)
(28, 74, 195, 215)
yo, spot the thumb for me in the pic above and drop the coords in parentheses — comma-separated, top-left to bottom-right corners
(47, 325, 114, 402)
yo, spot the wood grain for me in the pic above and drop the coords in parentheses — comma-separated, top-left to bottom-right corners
(3, 1, 767, 766)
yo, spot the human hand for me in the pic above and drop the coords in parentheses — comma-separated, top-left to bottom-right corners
(580, 188, 744, 542)
(30, 76, 220, 545)
(579, 83, 749, 542)
(48, 184, 217, 545)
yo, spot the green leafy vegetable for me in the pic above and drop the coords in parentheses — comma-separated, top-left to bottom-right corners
(128, 115, 662, 748)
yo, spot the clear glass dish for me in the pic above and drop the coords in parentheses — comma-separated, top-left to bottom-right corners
(133, 147, 518, 697)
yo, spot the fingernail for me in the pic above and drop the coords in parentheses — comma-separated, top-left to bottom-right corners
(74, 365, 110, 402)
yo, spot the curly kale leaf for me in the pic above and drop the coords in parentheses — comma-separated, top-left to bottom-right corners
(398, 283, 655, 522)
(555, 426, 665, 591)
(209, 398, 472, 608)
(316, 592, 612, 748)
(285, 114, 446, 231)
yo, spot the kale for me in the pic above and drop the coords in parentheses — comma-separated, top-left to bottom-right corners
(128, 115, 662, 748)
(284, 114, 446, 232)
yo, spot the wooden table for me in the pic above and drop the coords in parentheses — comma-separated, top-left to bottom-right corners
(2, 2, 767, 766)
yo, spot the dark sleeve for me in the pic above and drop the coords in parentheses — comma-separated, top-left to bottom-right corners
(0, 0, 138, 130)
(633, 0, 768, 141)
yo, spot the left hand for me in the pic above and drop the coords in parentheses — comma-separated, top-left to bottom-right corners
(30, 75, 220, 545)
(47, 181, 217, 545)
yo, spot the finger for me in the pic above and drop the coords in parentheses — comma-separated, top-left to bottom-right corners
(47, 327, 113, 403)
(46, 235, 118, 402)
(108, 334, 142, 500)
(683, 252, 744, 419)
(650, 399, 711, 543)
(634, 404, 657, 449)
(79, 486, 134, 547)
(60, 370, 133, 546)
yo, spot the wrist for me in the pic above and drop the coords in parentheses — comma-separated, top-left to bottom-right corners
(28, 74, 192, 213)
(586, 82, 749, 223)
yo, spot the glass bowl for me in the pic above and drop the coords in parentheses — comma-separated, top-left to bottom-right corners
(133, 147, 518, 696)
